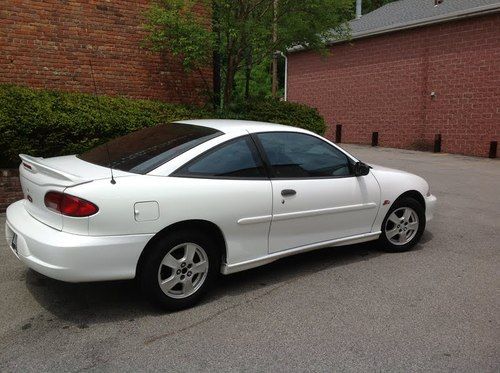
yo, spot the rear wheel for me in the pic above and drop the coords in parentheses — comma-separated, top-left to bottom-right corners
(139, 230, 220, 310)
(378, 197, 425, 252)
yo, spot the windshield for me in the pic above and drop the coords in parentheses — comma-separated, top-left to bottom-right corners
(78, 123, 222, 174)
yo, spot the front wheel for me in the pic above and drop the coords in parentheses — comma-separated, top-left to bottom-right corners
(139, 230, 220, 311)
(378, 197, 425, 252)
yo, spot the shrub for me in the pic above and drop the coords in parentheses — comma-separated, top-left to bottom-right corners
(0, 84, 210, 167)
(221, 98, 326, 135)
(0, 85, 326, 168)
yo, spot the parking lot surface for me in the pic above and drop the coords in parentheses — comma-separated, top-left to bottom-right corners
(0, 145, 499, 372)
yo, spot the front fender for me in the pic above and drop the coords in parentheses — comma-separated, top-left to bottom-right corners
(369, 165, 430, 231)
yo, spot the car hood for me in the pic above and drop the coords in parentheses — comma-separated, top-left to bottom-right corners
(369, 163, 414, 176)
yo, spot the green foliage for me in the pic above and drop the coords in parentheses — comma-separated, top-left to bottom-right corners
(0, 85, 326, 168)
(218, 0, 352, 103)
(221, 98, 326, 135)
(234, 59, 271, 100)
(355, 0, 397, 15)
(0, 84, 210, 167)
(143, 0, 213, 71)
(275, 0, 352, 52)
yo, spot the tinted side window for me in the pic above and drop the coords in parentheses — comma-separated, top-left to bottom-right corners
(257, 132, 351, 178)
(174, 136, 266, 178)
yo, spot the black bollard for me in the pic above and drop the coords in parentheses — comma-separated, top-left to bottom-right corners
(335, 124, 342, 143)
(489, 141, 497, 159)
(434, 134, 442, 153)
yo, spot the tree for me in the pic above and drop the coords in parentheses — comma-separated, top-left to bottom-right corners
(355, 0, 397, 15)
(144, 0, 213, 71)
(144, 0, 352, 107)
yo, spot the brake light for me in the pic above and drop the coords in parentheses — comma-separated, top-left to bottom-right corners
(44, 191, 99, 217)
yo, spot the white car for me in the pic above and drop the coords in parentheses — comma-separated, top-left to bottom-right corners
(5, 120, 436, 310)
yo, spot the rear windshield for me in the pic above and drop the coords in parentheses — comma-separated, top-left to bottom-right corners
(78, 123, 222, 174)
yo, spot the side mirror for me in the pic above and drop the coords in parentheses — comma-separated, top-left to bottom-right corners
(354, 161, 370, 176)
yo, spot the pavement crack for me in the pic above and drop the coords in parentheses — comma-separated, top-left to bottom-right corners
(144, 278, 297, 345)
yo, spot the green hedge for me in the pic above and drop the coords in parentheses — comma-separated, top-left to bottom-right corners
(0, 84, 326, 168)
(222, 98, 326, 135)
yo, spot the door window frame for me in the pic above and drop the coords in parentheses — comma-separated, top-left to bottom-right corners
(250, 131, 357, 180)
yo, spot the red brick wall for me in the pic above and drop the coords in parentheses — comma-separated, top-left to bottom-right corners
(0, 169, 22, 213)
(288, 14, 500, 157)
(0, 0, 211, 104)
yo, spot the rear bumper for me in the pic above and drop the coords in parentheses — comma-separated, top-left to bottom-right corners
(425, 194, 437, 222)
(5, 200, 153, 282)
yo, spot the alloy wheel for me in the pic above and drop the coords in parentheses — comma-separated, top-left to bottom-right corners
(157, 242, 209, 299)
(384, 207, 419, 246)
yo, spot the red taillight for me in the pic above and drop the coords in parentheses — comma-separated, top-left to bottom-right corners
(59, 194, 99, 217)
(44, 191, 99, 217)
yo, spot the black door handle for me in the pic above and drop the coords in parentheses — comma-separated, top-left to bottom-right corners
(281, 189, 297, 197)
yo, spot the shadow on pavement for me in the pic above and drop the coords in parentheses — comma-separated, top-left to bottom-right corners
(25, 231, 432, 325)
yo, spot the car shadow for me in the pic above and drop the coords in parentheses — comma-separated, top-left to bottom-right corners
(210, 241, 380, 300)
(25, 231, 433, 325)
(25, 270, 160, 327)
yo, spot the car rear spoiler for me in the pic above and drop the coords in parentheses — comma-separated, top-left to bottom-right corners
(19, 154, 87, 183)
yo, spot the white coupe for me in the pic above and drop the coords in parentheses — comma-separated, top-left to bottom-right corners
(5, 120, 436, 310)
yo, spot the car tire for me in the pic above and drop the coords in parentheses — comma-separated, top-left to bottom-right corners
(378, 197, 426, 252)
(139, 229, 220, 311)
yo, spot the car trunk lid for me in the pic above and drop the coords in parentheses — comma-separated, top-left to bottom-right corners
(18, 154, 126, 230)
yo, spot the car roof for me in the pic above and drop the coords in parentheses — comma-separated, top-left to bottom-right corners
(175, 119, 312, 135)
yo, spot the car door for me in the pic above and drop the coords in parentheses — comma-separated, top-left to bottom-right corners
(254, 131, 380, 253)
(171, 135, 273, 265)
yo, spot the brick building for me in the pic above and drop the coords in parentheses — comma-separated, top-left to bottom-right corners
(287, 0, 500, 157)
(0, 0, 211, 104)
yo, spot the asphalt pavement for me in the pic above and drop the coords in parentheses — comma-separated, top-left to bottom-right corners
(0, 144, 499, 372)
